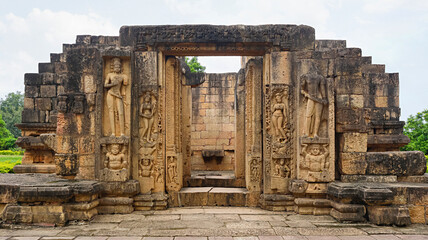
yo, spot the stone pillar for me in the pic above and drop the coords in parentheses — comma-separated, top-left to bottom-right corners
(165, 57, 183, 192)
(244, 59, 263, 206)
(261, 52, 296, 211)
(293, 59, 335, 215)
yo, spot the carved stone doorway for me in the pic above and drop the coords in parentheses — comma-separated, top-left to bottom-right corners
(185, 59, 244, 189)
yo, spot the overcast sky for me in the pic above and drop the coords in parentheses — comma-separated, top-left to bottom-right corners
(1, 0, 427, 120)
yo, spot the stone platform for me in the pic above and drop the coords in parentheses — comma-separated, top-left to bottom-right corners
(169, 187, 248, 207)
(1, 207, 428, 239)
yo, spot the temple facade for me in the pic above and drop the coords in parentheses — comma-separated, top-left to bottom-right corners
(1, 25, 427, 226)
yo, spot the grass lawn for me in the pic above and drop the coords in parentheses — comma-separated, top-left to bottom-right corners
(0, 155, 23, 173)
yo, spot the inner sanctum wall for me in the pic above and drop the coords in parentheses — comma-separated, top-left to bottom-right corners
(3, 25, 427, 226)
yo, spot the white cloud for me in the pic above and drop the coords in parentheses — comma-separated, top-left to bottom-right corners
(0, 8, 118, 98)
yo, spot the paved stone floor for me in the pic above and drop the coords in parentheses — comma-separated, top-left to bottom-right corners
(1, 207, 428, 239)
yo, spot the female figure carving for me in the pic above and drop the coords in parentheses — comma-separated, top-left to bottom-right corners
(271, 89, 288, 139)
(140, 92, 156, 142)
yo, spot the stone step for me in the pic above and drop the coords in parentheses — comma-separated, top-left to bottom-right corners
(186, 171, 245, 187)
(170, 187, 248, 207)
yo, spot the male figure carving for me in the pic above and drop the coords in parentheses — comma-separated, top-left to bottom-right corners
(105, 58, 128, 136)
(105, 144, 127, 170)
(301, 72, 327, 138)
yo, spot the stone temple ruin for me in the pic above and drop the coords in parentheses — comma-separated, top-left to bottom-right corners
(1, 25, 427, 226)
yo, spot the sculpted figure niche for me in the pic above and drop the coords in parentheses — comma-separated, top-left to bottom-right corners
(140, 92, 157, 143)
(271, 88, 289, 141)
(300, 143, 329, 182)
(104, 57, 128, 136)
(104, 144, 127, 170)
(300, 71, 327, 139)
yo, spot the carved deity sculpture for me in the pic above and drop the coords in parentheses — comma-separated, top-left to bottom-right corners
(104, 57, 128, 136)
(250, 157, 261, 182)
(139, 158, 153, 177)
(300, 72, 327, 138)
(273, 158, 290, 178)
(300, 144, 329, 172)
(140, 92, 156, 143)
(105, 144, 127, 170)
(271, 88, 288, 139)
(167, 156, 178, 184)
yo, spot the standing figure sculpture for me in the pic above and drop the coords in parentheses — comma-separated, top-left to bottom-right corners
(167, 156, 177, 184)
(104, 57, 128, 136)
(300, 71, 327, 138)
(140, 92, 156, 142)
(271, 89, 288, 139)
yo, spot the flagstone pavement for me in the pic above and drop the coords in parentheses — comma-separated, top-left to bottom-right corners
(1, 207, 428, 239)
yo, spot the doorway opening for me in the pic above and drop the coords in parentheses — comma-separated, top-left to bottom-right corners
(186, 56, 243, 187)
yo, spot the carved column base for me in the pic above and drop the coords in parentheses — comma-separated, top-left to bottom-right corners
(133, 193, 168, 211)
(294, 198, 331, 215)
(98, 197, 134, 214)
(259, 194, 295, 211)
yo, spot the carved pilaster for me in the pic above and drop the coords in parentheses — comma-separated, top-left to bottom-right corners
(245, 59, 263, 192)
(264, 84, 295, 194)
(165, 57, 183, 192)
(297, 63, 335, 183)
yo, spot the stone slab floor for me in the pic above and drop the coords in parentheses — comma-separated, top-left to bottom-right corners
(1, 207, 428, 239)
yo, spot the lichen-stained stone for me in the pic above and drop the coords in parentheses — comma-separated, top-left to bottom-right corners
(367, 206, 411, 226)
(101, 181, 140, 197)
(339, 132, 368, 153)
(40, 85, 57, 98)
(339, 152, 367, 175)
(366, 151, 427, 176)
(55, 154, 79, 176)
(11, 24, 428, 226)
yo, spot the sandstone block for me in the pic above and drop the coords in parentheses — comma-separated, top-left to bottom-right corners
(339, 152, 367, 175)
(24, 97, 35, 109)
(330, 208, 365, 222)
(367, 206, 411, 226)
(408, 205, 426, 224)
(25, 85, 39, 98)
(97, 205, 133, 214)
(40, 85, 56, 98)
(24, 73, 42, 85)
(350, 95, 364, 109)
(336, 95, 349, 108)
(375, 96, 388, 107)
(340, 132, 367, 152)
(83, 75, 96, 93)
(35, 98, 52, 111)
(39, 62, 54, 73)
(22, 109, 39, 123)
(366, 151, 427, 176)
(101, 180, 140, 197)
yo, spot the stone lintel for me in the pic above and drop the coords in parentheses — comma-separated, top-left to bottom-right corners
(120, 24, 315, 52)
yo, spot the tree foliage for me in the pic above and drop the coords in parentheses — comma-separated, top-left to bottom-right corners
(185, 57, 206, 73)
(0, 114, 16, 150)
(0, 91, 23, 138)
(401, 109, 428, 154)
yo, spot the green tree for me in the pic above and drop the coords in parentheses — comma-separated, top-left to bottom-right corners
(401, 109, 428, 154)
(185, 57, 206, 73)
(0, 92, 24, 138)
(0, 114, 16, 150)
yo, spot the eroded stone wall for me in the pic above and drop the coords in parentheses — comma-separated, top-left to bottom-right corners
(191, 73, 236, 171)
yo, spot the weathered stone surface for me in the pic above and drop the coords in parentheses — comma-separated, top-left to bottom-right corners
(10, 24, 428, 227)
(366, 151, 427, 176)
(120, 25, 315, 51)
(367, 206, 411, 226)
